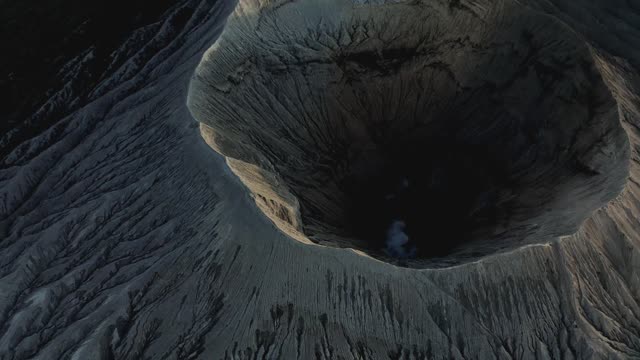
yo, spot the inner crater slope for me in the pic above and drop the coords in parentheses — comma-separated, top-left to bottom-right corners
(188, 0, 629, 267)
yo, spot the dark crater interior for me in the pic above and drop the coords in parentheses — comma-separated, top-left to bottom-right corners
(345, 140, 511, 260)
(189, 3, 630, 267)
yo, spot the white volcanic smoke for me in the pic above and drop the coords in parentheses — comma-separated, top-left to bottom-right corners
(383, 178, 416, 259)
(385, 220, 416, 259)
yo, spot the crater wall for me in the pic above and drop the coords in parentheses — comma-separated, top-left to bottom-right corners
(189, 0, 630, 267)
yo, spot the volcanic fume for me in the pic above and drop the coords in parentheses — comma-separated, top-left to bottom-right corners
(188, 0, 629, 267)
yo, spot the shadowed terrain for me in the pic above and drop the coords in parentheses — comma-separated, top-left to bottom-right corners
(0, 0, 182, 159)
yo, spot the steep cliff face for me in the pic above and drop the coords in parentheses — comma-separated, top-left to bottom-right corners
(1, 0, 640, 358)
(188, 0, 631, 268)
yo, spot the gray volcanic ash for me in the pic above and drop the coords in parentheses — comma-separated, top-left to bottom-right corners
(2, 0, 640, 358)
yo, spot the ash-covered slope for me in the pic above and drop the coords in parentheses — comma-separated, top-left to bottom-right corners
(1, 0, 640, 359)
